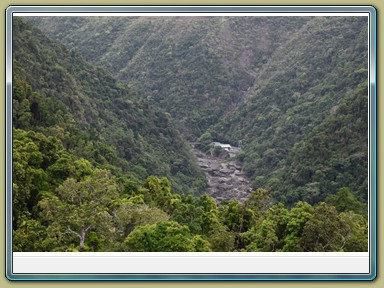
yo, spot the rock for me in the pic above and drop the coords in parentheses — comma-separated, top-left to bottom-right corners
(219, 168, 233, 174)
(199, 163, 210, 169)
(191, 146, 253, 203)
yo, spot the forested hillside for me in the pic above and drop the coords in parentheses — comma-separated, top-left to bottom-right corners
(13, 17, 205, 196)
(27, 17, 369, 207)
(12, 17, 212, 248)
(27, 16, 310, 138)
(210, 16, 368, 207)
(13, 16, 369, 252)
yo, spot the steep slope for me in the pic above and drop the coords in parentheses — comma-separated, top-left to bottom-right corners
(13, 17, 205, 196)
(26, 16, 310, 138)
(25, 16, 369, 207)
(210, 16, 368, 205)
(12, 17, 369, 253)
(278, 82, 368, 206)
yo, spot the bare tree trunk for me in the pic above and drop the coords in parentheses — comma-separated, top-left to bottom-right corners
(68, 226, 91, 250)
(79, 230, 86, 249)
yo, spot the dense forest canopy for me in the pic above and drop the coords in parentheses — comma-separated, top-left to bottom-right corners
(12, 16, 369, 252)
(13, 17, 206, 196)
(27, 16, 311, 138)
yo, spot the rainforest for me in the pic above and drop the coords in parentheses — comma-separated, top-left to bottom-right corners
(12, 16, 369, 252)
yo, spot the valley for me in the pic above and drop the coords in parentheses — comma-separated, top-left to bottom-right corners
(11, 16, 370, 252)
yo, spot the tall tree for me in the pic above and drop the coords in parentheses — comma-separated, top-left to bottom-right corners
(300, 202, 342, 252)
(124, 221, 211, 252)
(38, 169, 119, 250)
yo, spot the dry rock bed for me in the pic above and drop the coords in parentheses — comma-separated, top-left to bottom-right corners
(192, 148, 253, 203)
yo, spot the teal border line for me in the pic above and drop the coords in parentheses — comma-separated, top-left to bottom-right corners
(5, 5, 377, 281)
(5, 6, 13, 281)
(371, 5, 377, 281)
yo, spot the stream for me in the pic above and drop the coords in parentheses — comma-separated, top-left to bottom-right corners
(191, 147, 253, 203)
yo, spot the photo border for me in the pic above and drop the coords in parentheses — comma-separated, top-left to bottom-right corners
(5, 5, 377, 281)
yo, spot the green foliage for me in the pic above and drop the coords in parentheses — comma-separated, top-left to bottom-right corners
(13, 219, 49, 252)
(139, 176, 173, 212)
(170, 195, 204, 234)
(219, 199, 256, 237)
(38, 169, 119, 250)
(124, 221, 211, 252)
(12, 128, 60, 228)
(210, 17, 368, 207)
(300, 202, 345, 252)
(12, 17, 368, 252)
(197, 131, 213, 152)
(207, 225, 236, 252)
(338, 211, 368, 252)
(23, 15, 368, 206)
(170, 193, 222, 238)
(27, 16, 310, 139)
(243, 203, 289, 252)
(329, 187, 366, 215)
(107, 195, 170, 250)
(13, 17, 206, 197)
(277, 82, 368, 206)
(242, 201, 367, 252)
(282, 201, 314, 251)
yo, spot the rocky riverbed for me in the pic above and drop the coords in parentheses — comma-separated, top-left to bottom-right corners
(192, 148, 253, 203)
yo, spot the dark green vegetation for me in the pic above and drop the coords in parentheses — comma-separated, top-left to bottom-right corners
(13, 17, 205, 196)
(210, 17, 368, 208)
(27, 16, 311, 138)
(13, 16, 369, 252)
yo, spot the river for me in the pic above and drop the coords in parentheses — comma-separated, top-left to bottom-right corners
(191, 146, 253, 203)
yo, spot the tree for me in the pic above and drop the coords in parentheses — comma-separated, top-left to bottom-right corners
(197, 131, 213, 152)
(124, 221, 211, 252)
(329, 187, 365, 215)
(108, 195, 170, 250)
(171, 195, 204, 234)
(300, 202, 342, 252)
(12, 129, 52, 228)
(219, 199, 256, 249)
(338, 211, 368, 252)
(140, 176, 173, 213)
(207, 224, 236, 252)
(13, 219, 48, 252)
(243, 188, 274, 223)
(198, 194, 221, 236)
(13, 78, 33, 129)
(243, 203, 289, 252)
(38, 169, 119, 250)
(282, 201, 314, 251)
(212, 145, 225, 157)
